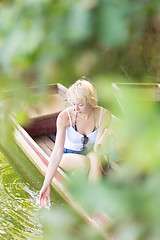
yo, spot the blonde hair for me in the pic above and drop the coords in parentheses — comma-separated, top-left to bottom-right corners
(67, 77, 97, 106)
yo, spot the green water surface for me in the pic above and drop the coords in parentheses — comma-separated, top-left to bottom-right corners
(0, 145, 67, 240)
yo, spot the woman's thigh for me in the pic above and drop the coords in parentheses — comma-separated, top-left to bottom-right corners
(59, 153, 90, 173)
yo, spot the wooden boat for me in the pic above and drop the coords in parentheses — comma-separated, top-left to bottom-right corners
(12, 83, 108, 230)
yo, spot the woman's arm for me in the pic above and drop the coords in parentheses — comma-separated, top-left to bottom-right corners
(39, 111, 67, 206)
(94, 109, 111, 152)
(87, 109, 111, 182)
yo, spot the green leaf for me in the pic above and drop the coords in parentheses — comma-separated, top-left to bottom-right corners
(99, 1, 129, 47)
(66, 4, 93, 43)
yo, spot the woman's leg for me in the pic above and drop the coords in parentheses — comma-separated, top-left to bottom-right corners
(59, 153, 90, 175)
(87, 152, 102, 182)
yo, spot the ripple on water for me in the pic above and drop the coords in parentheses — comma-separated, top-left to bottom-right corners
(0, 153, 43, 240)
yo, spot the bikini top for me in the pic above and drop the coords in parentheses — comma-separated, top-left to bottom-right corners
(73, 109, 97, 132)
(64, 107, 103, 151)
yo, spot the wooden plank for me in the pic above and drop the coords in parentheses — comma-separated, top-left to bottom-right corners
(34, 137, 53, 156)
(48, 134, 56, 142)
(41, 136, 55, 151)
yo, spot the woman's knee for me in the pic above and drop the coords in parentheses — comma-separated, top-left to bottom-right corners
(87, 151, 99, 160)
(87, 151, 101, 168)
(60, 154, 90, 173)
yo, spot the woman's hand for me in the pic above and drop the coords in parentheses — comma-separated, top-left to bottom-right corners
(95, 128, 112, 153)
(39, 184, 50, 207)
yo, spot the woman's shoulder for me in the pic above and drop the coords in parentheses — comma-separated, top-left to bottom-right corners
(94, 106, 111, 128)
(94, 105, 111, 117)
(56, 109, 68, 127)
(57, 107, 75, 127)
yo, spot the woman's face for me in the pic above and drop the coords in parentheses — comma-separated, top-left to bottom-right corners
(71, 101, 90, 114)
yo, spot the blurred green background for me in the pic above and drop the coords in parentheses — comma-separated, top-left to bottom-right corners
(0, 0, 160, 239)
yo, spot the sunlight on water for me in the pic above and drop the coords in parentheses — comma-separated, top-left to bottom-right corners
(0, 153, 43, 240)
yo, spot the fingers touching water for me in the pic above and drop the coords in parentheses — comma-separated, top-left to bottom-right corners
(39, 185, 50, 207)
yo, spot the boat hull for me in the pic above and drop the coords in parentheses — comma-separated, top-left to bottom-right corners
(12, 83, 107, 230)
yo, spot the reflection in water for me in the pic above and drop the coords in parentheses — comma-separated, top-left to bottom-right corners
(0, 153, 43, 239)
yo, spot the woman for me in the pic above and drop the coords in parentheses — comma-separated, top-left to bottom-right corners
(39, 78, 111, 206)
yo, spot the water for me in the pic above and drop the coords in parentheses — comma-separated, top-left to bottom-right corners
(0, 147, 66, 240)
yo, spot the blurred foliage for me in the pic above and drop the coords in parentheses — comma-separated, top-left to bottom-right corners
(0, 0, 160, 138)
(0, 0, 160, 240)
(65, 89, 160, 240)
(39, 207, 103, 240)
(39, 86, 160, 239)
(0, 0, 160, 86)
